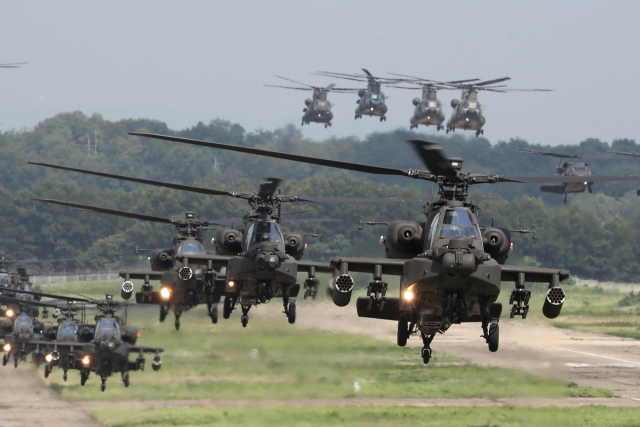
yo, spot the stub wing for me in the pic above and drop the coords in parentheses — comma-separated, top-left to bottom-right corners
(119, 270, 164, 281)
(174, 254, 233, 268)
(500, 265, 570, 283)
(129, 345, 164, 354)
(329, 257, 406, 276)
(296, 260, 335, 274)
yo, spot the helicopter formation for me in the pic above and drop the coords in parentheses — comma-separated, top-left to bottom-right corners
(266, 69, 552, 136)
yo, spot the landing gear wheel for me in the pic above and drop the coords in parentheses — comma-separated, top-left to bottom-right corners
(287, 301, 296, 324)
(80, 371, 87, 386)
(63, 371, 67, 382)
(223, 296, 232, 319)
(123, 372, 130, 387)
(324, 124, 328, 128)
(380, 116, 384, 122)
(397, 316, 409, 347)
(101, 379, 106, 392)
(446, 128, 450, 134)
(241, 315, 248, 328)
(421, 347, 431, 364)
(210, 305, 218, 324)
(159, 305, 167, 322)
(475, 130, 481, 137)
(14, 356, 18, 368)
(2, 354, 7, 366)
(174, 313, 181, 330)
(488, 323, 499, 352)
(44, 365, 50, 378)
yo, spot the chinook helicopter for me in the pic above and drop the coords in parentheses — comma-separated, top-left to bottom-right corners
(128, 132, 574, 363)
(388, 74, 479, 131)
(314, 69, 398, 122)
(266, 76, 357, 128)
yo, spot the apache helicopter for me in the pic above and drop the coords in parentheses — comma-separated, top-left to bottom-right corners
(388, 74, 479, 131)
(17, 288, 163, 391)
(266, 76, 356, 128)
(129, 132, 574, 363)
(32, 194, 226, 330)
(28, 161, 342, 327)
(509, 148, 640, 203)
(313, 69, 398, 122)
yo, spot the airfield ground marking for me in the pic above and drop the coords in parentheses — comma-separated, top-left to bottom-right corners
(557, 348, 640, 366)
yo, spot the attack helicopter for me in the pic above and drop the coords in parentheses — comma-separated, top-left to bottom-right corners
(32, 193, 226, 330)
(509, 148, 640, 203)
(314, 69, 398, 122)
(388, 74, 479, 131)
(28, 161, 342, 327)
(12, 288, 163, 391)
(265, 76, 357, 128)
(127, 132, 574, 363)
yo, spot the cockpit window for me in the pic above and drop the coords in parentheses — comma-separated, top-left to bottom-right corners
(252, 221, 282, 243)
(96, 319, 119, 335)
(439, 209, 479, 239)
(428, 101, 438, 108)
(15, 316, 31, 329)
(59, 323, 77, 336)
(177, 241, 206, 256)
(317, 101, 327, 107)
(371, 94, 378, 99)
(0, 273, 10, 286)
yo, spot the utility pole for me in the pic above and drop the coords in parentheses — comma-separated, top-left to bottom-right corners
(94, 130, 98, 155)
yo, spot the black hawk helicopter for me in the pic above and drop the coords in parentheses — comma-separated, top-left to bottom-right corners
(313, 69, 398, 122)
(388, 74, 479, 131)
(125, 132, 574, 363)
(509, 148, 640, 203)
(266, 76, 357, 128)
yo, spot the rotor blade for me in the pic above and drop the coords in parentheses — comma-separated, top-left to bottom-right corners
(312, 73, 367, 83)
(324, 83, 336, 91)
(509, 175, 640, 183)
(264, 85, 311, 91)
(258, 178, 282, 198)
(29, 162, 238, 198)
(0, 62, 27, 68)
(128, 133, 412, 177)
(500, 88, 554, 92)
(475, 77, 511, 86)
(3, 287, 93, 304)
(362, 68, 373, 78)
(59, 288, 97, 302)
(302, 196, 429, 203)
(32, 198, 173, 224)
(406, 140, 457, 177)
(286, 218, 344, 224)
(275, 75, 314, 88)
(447, 78, 480, 84)
(607, 150, 640, 158)
(0, 295, 63, 309)
(514, 148, 583, 159)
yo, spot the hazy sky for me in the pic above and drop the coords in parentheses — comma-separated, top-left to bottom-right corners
(1, 1, 639, 146)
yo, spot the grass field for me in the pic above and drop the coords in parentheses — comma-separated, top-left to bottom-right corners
(92, 405, 640, 427)
(35, 281, 610, 402)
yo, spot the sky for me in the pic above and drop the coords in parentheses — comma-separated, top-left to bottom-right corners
(1, 1, 639, 146)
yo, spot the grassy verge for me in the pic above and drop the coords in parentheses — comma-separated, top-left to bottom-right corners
(93, 405, 640, 427)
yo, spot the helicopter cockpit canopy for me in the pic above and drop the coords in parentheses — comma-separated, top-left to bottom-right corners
(14, 315, 32, 332)
(58, 321, 78, 337)
(95, 318, 120, 338)
(176, 240, 207, 257)
(0, 273, 10, 286)
(569, 165, 590, 174)
(244, 220, 285, 253)
(428, 208, 481, 249)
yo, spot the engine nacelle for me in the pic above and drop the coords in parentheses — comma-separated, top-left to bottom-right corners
(384, 221, 424, 259)
(214, 229, 243, 256)
(150, 249, 174, 271)
(283, 232, 306, 260)
(0, 319, 12, 333)
(543, 287, 566, 319)
(304, 98, 312, 106)
(412, 97, 421, 106)
(358, 89, 366, 97)
(43, 325, 57, 341)
(482, 227, 511, 264)
(332, 274, 354, 307)
(451, 99, 460, 108)
(78, 324, 95, 343)
(121, 326, 139, 345)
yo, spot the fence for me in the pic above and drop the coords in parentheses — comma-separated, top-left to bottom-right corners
(32, 271, 122, 286)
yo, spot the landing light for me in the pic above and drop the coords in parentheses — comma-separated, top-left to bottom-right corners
(5, 309, 13, 317)
(427, 116, 430, 119)
(3, 344, 10, 352)
(228, 280, 235, 288)
(45, 354, 52, 362)
(403, 291, 414, 301)
(583, 181, 588, 185)
(466, 118, 469, 121)
(82, 356, 90, 365)
(160, 287, 171, 299)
